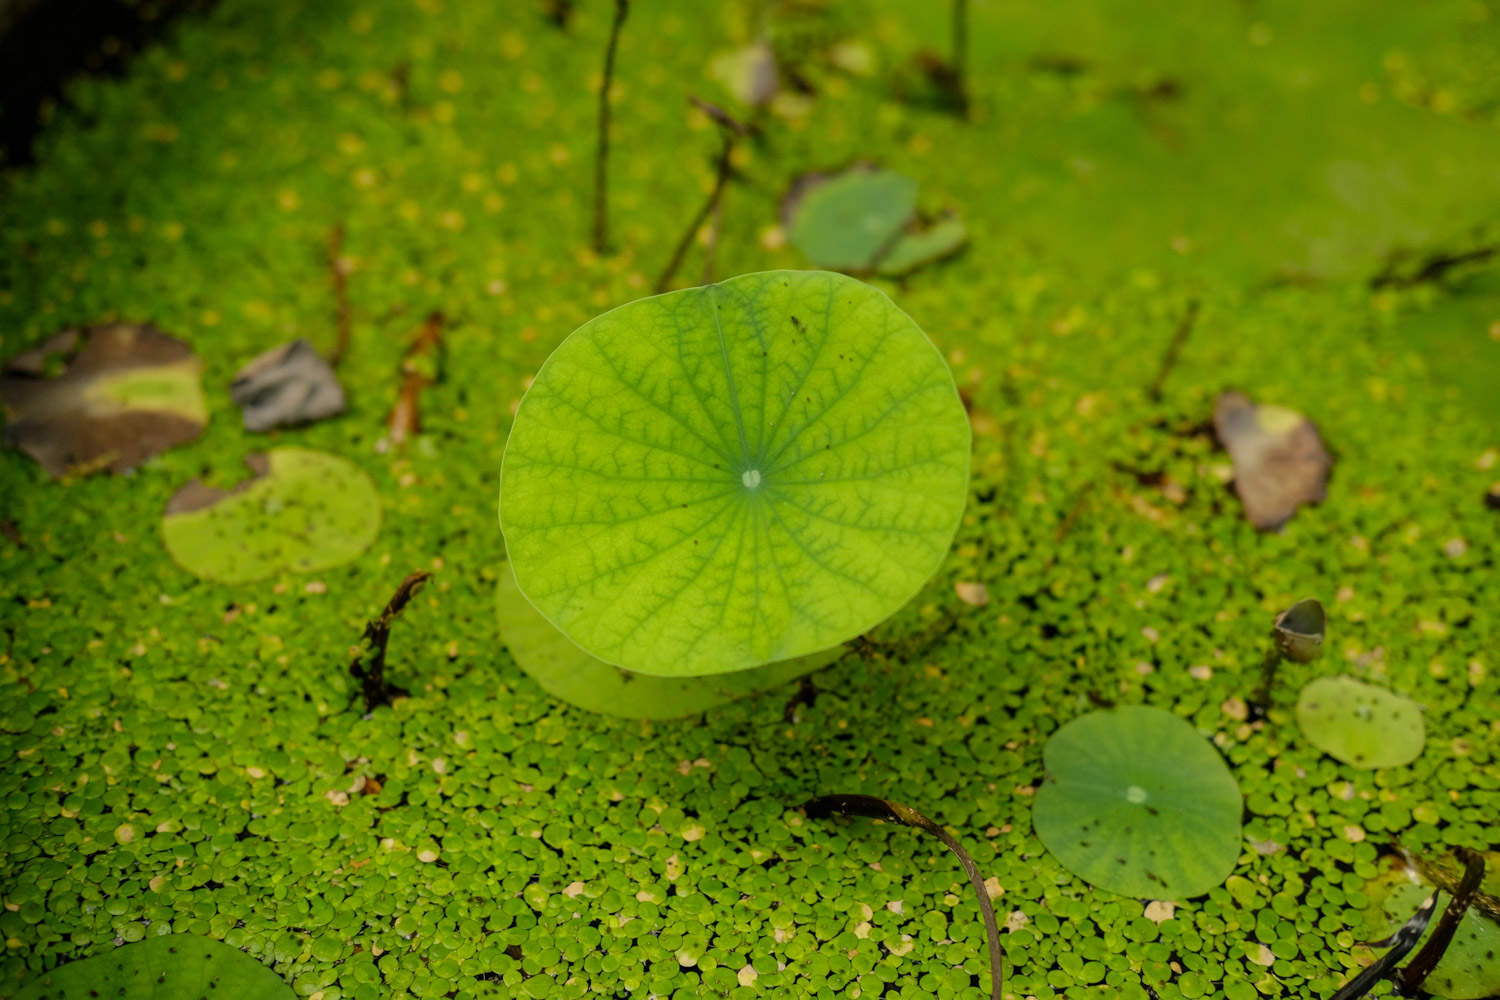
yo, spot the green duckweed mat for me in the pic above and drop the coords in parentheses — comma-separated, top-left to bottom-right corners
(2, 2, 1498, 999)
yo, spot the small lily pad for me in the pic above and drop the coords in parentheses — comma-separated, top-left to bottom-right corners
(499, 270, 971, 677)
(1213, 391, 1332, 530)
(0, 324, 207, 478)
(1363, 864, 1500, 1000)
(496, 562, 841, 718)
(162, 448, 381, 583)
(784, 167, 919, 272)
(1295, 675, 1425, 769)
(1033, 705, 1243, 899)
(16, 934, 294, 1000)
(875, 213, 968, 277)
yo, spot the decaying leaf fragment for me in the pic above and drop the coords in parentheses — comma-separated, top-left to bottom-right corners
(230, 339, 346, 431)
(1213, 391, 1331, 530)
(0, 324, 207, 478)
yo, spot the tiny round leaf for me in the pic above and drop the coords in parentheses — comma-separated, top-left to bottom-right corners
(1295, 675, 1425, 769)
(1033, 705, 1243, 899)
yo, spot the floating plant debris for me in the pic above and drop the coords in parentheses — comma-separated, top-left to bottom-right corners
(1213, 391, 1332, 530)
(0, 324, 207, 478)
(230, 339, 346, 432)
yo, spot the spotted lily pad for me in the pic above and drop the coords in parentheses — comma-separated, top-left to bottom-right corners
(1033, 705, 1243, 899)
(0, 324, 207, 478)
(496, 562, 842, 717)
(499, 269, 970, 677)
(1295, 675, 1425, 769)
(16, 934, 294, 1000)
(1213, 391, 1332, 530)
(162, 448, 381, 583)
(1362, 864, 1500, 1000)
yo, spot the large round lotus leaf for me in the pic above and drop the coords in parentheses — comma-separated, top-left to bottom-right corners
(162, 448, 381, 583)
(787, 170, 919, 272)
(16, 934, 294, 1000)
(1363, 869, 1500, 1000)
(496, 562, 842, 718)
(1295, 675, 1425, 769)
(1033, 705, 1243, 899)
(499, 270, 970, 677)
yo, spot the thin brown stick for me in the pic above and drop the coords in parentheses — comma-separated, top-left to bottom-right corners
(349, 571, 432, 712)
(1396, 848, 1486, 994)
(655, 98, 745, 293)
(701, 191, 724, 286)
(387, 310, 446, 446)
(1145, 298, 1199, 402)
(592, 0, 628, 254)
(327, 223, 352, 367)
(804, 794, 1003, 1000)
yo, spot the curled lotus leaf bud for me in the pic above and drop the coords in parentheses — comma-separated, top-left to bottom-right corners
(1272, 598, 1325, 663)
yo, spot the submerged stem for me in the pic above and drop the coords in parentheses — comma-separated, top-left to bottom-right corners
(1395, 848, 1486, 994)
(592, 0, 628, 254)
(803, 794, 1003, 1000)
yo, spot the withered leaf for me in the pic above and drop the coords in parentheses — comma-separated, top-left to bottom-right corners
(230, 339, 346, 432)
(0, 324, 207, 478)
(1213, 391, 1332, 531)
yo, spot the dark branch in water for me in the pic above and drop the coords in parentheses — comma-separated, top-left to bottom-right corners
(1369, 244, 1497, 289)
(349, 571, 432, 711)
(1395, 848, 1486, 994)
(655, 97, 747, 293)
(592, 0, 628, 254)
(1145, 298, 1200, 402)
(803, 794, 1003, 1000)
(1328, 888, 1438, 1000)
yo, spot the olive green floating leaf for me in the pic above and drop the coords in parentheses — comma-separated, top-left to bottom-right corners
(0, 324, 207, 478)
(16, 934, 294, 1000)
(876, 213, 968, 277)
(496, 562, 842, 718)
(162, 448, 381, 583)
(1295, 675, 1425, 769)
(499, 270, 971, 677)
(1033, 705, 1243, 899)
(784, 168, 918, 272)
(1362, 865, 1500, 1000)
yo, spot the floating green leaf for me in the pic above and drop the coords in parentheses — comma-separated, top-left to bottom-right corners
(1033, 705, 1243, 899)
(496, 562, 841, 717)
(785, 168, 919, 272)
(162, 448, 381, 583)
(499, 270, 970, 677)
(1295, 675, 1425, 769)
(876, 214, 968, 277)
(16, 934, 294, 1000)
(1363, 865, 1500, 1000)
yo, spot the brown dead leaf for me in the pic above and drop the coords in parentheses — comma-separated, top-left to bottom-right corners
(0, 324, 207, 478)
(1213, 391, 1331, 530)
